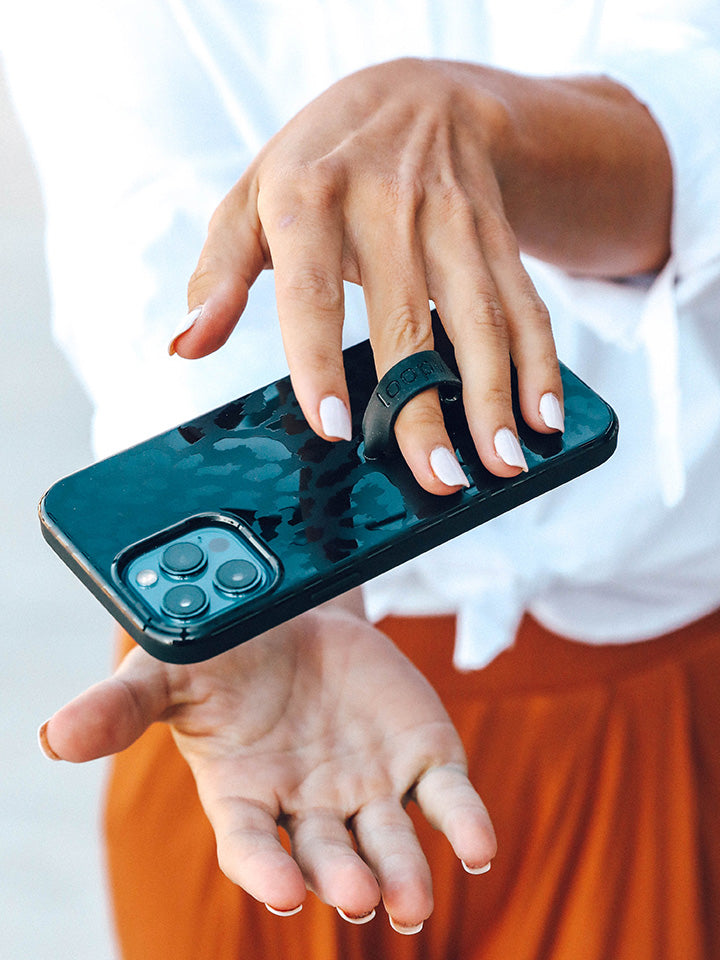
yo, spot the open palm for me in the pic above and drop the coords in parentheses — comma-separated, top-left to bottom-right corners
(41, 600, 496, 931)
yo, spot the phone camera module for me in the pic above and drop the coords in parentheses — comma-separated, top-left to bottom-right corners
(122, 519, 280, 634)
(215, 558, 262, 594)
(160, 541, 206, 577)
(162, 583, 209, 619)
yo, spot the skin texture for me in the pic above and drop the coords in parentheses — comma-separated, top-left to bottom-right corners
(44, 59, 672, 931)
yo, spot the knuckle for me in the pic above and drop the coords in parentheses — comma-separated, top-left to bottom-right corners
(512, 278, 552, 330)
(258, 163, 338, 224)
(438, 183, 475, 229)
(378, 171, 425, 213)
(473, 293, 508, 338)
(282, 266, 344, 315)
(299, 157, 344, 210)
(381, 302, 432, 354)
(481, 382, 513, 412)
(187, 255, 217, 300)
(528, 296, 552, 329)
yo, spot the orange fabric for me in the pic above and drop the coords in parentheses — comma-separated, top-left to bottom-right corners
(105, 609, 720, 959)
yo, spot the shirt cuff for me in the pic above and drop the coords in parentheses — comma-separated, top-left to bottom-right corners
(599, 37, 720, 279)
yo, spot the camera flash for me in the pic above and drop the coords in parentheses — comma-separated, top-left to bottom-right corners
(136, 568, 159, 588)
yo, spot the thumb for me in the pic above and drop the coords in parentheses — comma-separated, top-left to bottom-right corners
(38, 647, 171, 763)
(170, 179, 269, 359)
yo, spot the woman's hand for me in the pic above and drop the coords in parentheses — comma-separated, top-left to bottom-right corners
(39, 599, 496, 932)
(171, 58, 671, 493)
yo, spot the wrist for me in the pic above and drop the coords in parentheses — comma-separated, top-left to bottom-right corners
(456, 66, 671, 276)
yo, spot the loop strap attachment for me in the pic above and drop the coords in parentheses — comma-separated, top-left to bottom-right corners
(362, 350, 462, 459)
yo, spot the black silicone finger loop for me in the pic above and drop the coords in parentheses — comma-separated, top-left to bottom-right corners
(362, 350, 462, 460)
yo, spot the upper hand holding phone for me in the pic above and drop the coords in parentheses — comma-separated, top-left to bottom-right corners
(170, 58, 563, 493)
(169, 58, 670, 493)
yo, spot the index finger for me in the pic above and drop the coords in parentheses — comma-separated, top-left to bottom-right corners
(258, 166, 353, 443)
(172, 177, 269, 358)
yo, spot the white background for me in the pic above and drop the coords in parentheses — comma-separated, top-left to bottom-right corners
(1, 63, 117, 958)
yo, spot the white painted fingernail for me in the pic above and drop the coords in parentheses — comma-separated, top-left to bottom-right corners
(494, 428, 528, 472)
(337, 907, 376, 925)
(265, 903, 303, 917)
(38, 720, 61, 761)
(430, 446, 470, 488)
(389, 917, 424, 935)
(319, 395, 352, 441)
(539, 393, 565, 432)
(168, 306, 203, 355)
(462, 860, 492, 875)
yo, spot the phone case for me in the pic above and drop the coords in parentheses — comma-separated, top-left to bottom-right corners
(39, 336, 618, 663)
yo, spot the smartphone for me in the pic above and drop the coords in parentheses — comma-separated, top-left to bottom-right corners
(39, 331, 618, 663)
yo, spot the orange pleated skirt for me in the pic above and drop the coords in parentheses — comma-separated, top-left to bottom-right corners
(105, 608, 720, 959)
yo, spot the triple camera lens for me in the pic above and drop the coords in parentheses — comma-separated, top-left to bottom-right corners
(156, 540, 263, 619)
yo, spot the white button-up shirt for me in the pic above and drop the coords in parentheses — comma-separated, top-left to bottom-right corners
(4, 0, 720, 665)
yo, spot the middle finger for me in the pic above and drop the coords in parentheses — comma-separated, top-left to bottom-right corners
(357, 186, 470, 493)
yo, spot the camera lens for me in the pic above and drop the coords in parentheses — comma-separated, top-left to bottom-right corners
(162, 583, 208, 619)
(160, 541, 206, 576)
(215, 558, 261, 594)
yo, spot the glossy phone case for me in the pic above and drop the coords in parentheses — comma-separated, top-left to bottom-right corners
(40, 336, 618, 663)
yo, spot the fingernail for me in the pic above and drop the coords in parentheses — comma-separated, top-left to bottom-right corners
(389, 917, 424, 935)
(38, 721, 61, 761)
(265, 903, 303, 917)
(337, 907, 376, 925)
(430, 446, 470, 488)
(319, 395, 352, 441)
(168, 306, 203, 356)
(462, 860, 492, 875)
(494, 428, 528, 472)
(539, 393, 565, 432)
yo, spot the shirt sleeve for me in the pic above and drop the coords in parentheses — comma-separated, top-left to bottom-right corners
(591, 6, 720, 279)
